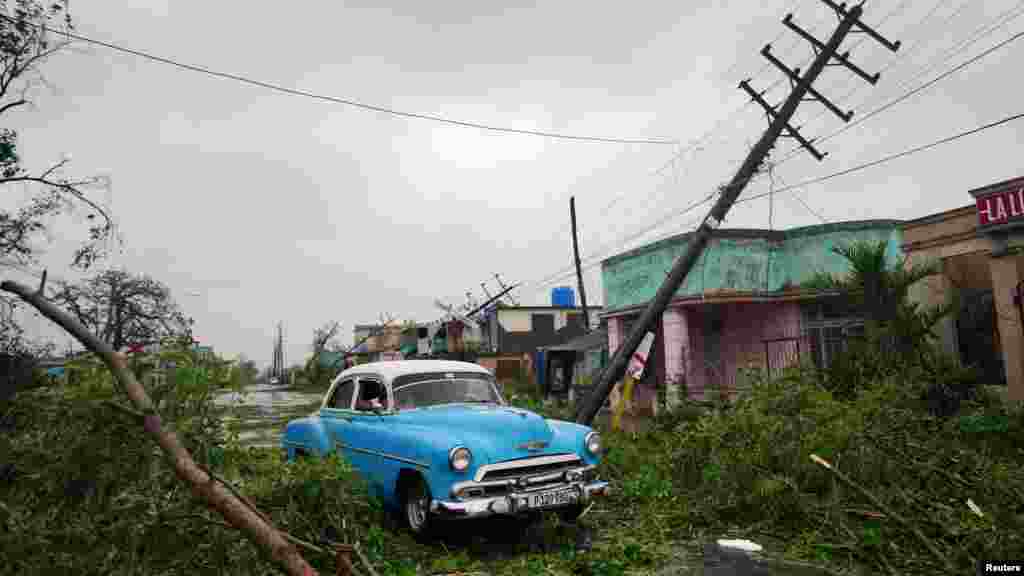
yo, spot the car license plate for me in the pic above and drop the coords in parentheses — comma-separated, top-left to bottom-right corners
(528, 487, 579, 509)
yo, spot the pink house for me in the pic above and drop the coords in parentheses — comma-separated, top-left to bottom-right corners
(599, 221, 905, 411)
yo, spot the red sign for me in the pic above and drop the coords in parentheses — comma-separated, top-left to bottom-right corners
(973, 176, 1024, 228)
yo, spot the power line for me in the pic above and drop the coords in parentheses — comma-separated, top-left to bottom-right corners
(859, 0, 1024, 109)
(740, 110, 1024, 205)
(779, 4, 1024, 163)
(782, 0, 975, 143)
(14, 18, 677, 146)
(778, 171, 828, 224)
(647, 2, 838, 177)
(780, 27, 1024, 165)
(537, 189, 717, 287)
(801, 0, 924, 114)
(526, 220, 694, 295)
(817, 0, 962, 112)
(531, 151, 783, 294)
(589, 2, 840, 224)
(523, 189, 720, 292)
(718, 0, 800, 82)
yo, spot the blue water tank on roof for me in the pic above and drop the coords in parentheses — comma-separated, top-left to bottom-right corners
(551, 286, 575, 308)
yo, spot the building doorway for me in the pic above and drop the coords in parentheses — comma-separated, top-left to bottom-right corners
(956, 288, 1005, 384)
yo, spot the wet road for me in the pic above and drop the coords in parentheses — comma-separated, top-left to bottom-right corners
(215, 383, 321, 448)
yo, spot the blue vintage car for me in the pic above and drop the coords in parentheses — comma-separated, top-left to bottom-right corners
(282, 360, 609, 536)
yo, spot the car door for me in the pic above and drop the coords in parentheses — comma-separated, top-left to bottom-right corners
(320, 377, 373, 472)
(345, 376, 390, 494)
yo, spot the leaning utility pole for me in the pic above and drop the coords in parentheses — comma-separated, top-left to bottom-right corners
(570, 196, 591, 332)
(575, 1, 899, 425)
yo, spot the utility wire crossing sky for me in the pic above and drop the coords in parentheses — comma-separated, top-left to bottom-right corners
(9, 16, 679, 147)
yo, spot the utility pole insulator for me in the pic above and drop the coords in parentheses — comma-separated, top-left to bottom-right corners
(761, 44, 853, 123)
(820, 0, 902, 52)
(782, 14, 882, 85)
(740, 6, 900, 163)
(741, 80, 826, 161)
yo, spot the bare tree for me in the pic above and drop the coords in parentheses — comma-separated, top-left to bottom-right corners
(50, 269, 192, 351)
(311, 321, 342, 357)
(303, 321, 343, 387)
(0, 1, 115, 270)
(0, 1, 117, 357)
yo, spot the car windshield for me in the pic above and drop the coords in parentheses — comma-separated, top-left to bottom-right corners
(393, 374, 504, 411)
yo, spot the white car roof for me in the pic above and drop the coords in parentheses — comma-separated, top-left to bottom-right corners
(336, 359, 490, 382)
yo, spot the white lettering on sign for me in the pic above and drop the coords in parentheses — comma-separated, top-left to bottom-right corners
(977, 185, 1024, 227)
(1011, 192, 1023, 218)
(979, 197, 993, 224)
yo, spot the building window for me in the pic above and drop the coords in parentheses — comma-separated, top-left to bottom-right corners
(531, 314, 554, 334)
(804, 320, 864, 370)
(802, 297, 863, 370)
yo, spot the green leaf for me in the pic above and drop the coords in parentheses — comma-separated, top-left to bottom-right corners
(861, 519, 882, 547)
(303, 480, 320, 499)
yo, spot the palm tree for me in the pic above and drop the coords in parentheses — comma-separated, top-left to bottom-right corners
(803, 240, 951, 365)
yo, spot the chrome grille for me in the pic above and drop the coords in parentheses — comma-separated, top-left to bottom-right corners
(478, 454, 582, 483)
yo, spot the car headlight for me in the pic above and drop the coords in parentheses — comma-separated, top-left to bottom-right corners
(584, 431, 601, 455)
(449, 446, 472, 472)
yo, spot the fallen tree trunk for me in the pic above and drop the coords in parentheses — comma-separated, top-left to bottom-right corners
(0, 278, 318, 576)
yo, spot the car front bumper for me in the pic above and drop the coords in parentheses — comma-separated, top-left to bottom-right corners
(429, 480, 611, 520)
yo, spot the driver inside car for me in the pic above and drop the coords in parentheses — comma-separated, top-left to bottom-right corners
(356, 381, 387, 411)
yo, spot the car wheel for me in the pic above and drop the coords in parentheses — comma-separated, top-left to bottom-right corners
(402, 476, 434, 538)
(514, 511, 545, 535)
(557, 503, 586, 525)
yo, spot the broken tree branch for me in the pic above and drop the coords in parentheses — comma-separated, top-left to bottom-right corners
(353, 542, 380, 576)
(0, 279, 318, 576)
(810, 454, 953, 572)
(0, 98, 27, 116)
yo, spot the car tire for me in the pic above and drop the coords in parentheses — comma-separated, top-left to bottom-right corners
(402, 475, 434, 539)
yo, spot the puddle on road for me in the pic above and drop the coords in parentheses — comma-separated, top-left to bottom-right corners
(215, 384, 322, 448)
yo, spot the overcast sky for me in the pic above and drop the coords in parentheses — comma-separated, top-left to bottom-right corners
(4, 0, 1023, 368)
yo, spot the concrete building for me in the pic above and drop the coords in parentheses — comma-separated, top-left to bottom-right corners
(477, 300, 602, 387)
(600, 219, 905, 413)
(351, 324, 408, 360)
(902, 174, 1024, 402)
